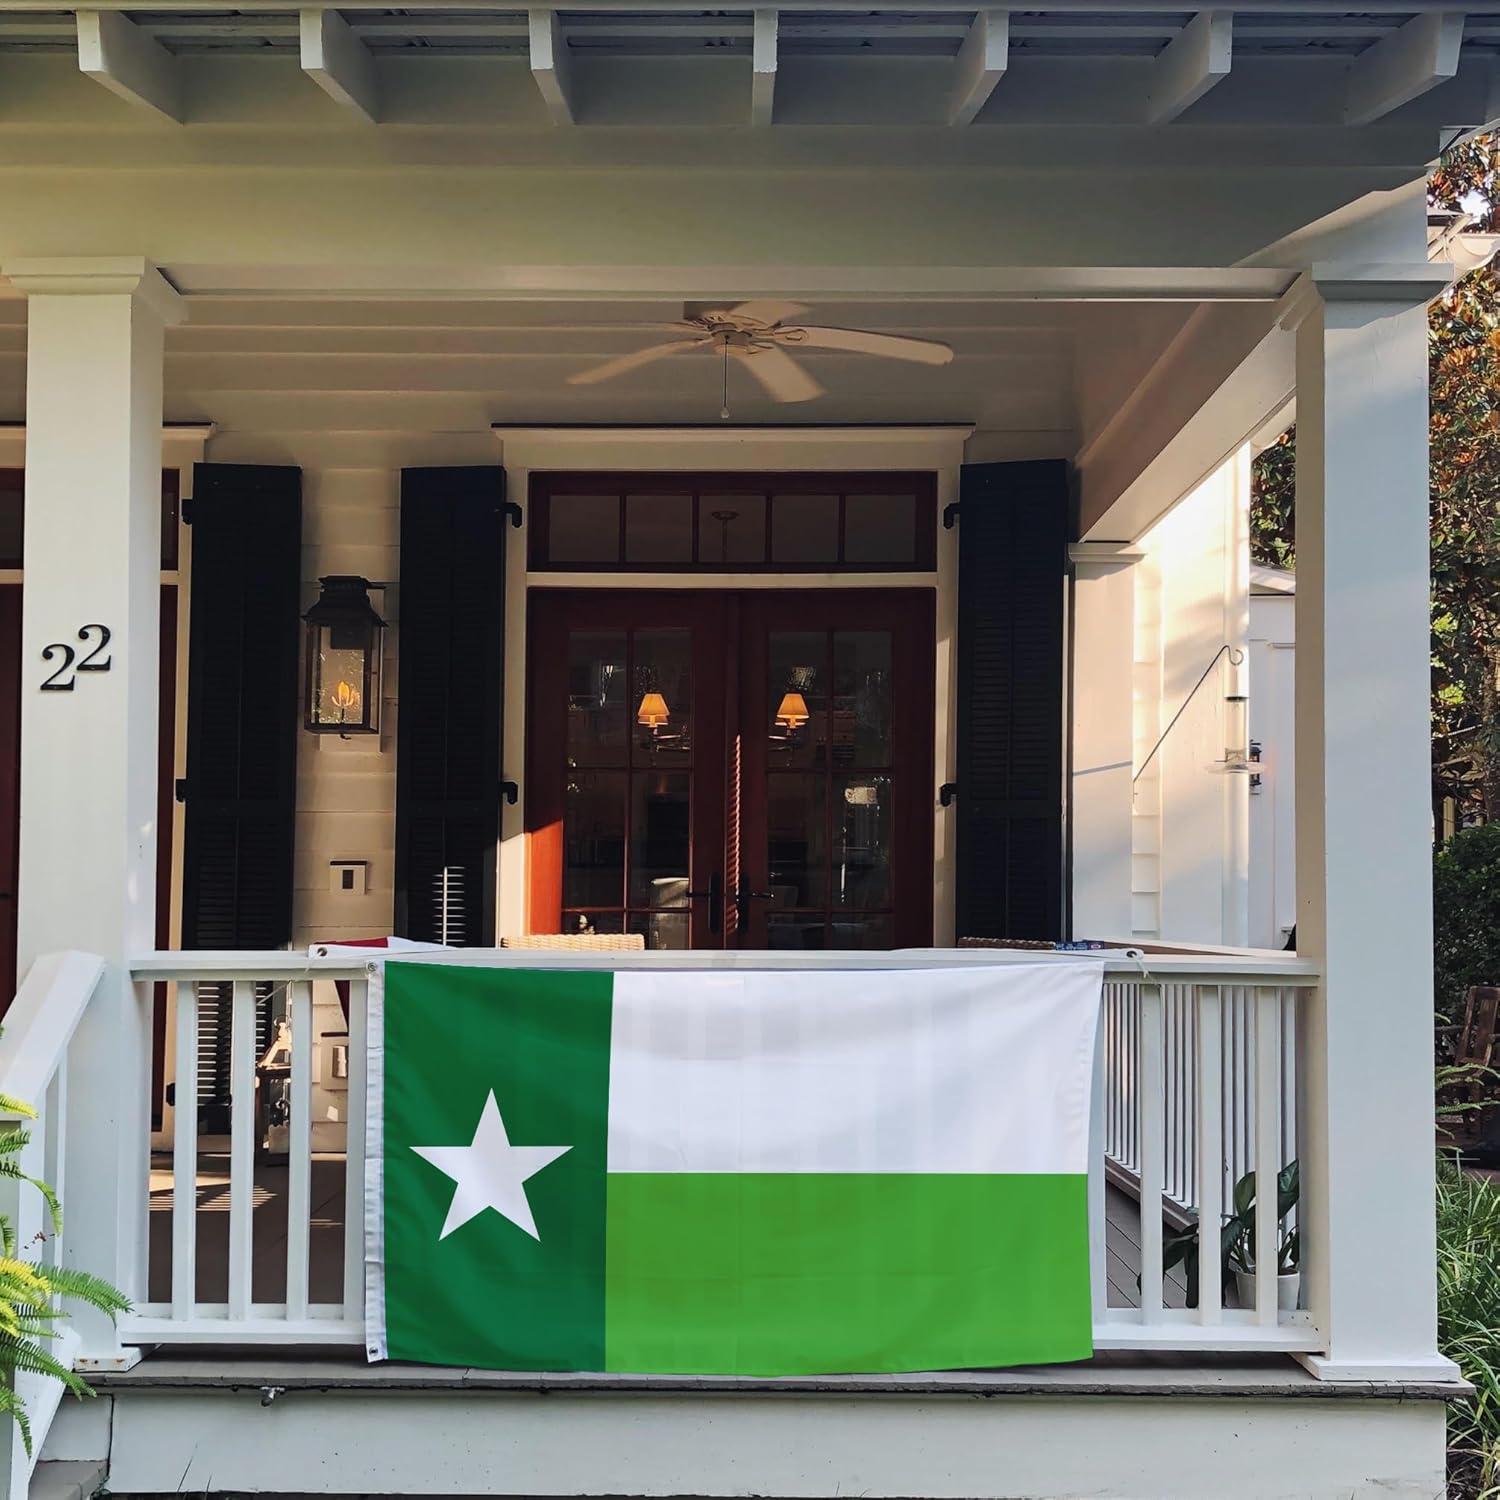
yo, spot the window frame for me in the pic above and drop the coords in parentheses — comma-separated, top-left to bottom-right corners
(527, 470, 938, 574)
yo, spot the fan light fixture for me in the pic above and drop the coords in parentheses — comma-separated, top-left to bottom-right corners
(567, 301, 955, 413)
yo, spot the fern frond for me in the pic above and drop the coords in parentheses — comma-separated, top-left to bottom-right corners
(38, 1269, 130, 1317)
(0, 1384, 37, 1457)
(0, 1336, 90, 1395)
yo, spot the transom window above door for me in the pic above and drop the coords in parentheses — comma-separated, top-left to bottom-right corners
(528, 471, 937, 572)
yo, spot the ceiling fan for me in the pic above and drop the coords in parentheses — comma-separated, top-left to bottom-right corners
(566, 301, 954, 410)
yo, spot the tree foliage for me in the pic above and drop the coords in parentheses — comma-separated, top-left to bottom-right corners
(1250, 136, 1500, 819)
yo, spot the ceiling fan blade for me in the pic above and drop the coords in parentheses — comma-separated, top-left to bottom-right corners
(789, 326, 954, 366)
(725, 300, 811, 328)
(735, 344, 823, 404)
(566, 338, 703, 386)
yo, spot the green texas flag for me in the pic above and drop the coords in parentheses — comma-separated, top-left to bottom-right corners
(365, 960, 1102, 1376)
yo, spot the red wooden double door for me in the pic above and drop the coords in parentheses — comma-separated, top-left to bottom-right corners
(527, 589, 935, 950)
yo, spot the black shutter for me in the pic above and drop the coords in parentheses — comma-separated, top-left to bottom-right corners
(180, 463, 302, 1126)
(395, 467, 506, 946)
(955, 460, 1068, 942)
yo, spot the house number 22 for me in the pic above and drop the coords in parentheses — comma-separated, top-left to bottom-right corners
(39, 624, 113, 692)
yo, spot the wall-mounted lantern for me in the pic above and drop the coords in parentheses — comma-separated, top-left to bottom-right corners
(304, 575, 385, 738)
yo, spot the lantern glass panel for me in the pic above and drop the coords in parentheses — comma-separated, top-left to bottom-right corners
(309, 620, 381, 733)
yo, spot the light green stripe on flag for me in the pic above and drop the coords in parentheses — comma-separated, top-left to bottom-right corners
(368, 958, 1101, 1375)
(605, 1172, 1090, 1374)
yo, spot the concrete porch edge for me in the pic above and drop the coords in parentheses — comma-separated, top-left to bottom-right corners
(87, 1353, 1470, 1402)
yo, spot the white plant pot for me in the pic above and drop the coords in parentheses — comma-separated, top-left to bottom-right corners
(1233, 1268, 1300, 1312)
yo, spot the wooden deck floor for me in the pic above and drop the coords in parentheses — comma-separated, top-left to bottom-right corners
(148, 1154, 1181, 1311)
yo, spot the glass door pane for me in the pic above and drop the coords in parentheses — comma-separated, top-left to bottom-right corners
(738, 592, 932, 950)
(528, 593, 727, 948)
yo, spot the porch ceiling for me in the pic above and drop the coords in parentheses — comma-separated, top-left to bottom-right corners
(0, 4, 1494, 131)
(0, 294, 1134, 451)
(1, 7, 1494, 61)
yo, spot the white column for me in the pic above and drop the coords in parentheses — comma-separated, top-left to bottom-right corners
(1292, 264, 1456, 1380)
(1069, 542, 1141, 940)
(4, 257, 183, 1367)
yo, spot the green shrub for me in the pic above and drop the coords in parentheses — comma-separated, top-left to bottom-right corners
(1435, 824, 1500, 1039)
(1439, 1159, 1500, 1497)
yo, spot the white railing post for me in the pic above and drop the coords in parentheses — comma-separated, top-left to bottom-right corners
(61, 968, 150, 1371)
(1292, 268, 1458, 1381)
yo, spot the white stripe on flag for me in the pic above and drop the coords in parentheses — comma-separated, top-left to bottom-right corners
(606, 963, 1102, 1175)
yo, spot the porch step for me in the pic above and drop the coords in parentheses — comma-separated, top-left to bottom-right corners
(30, 1460, 105, 1500)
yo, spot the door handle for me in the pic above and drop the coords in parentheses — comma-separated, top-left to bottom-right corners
(735, 878, 776, 924)
(685, 871, 723, 935)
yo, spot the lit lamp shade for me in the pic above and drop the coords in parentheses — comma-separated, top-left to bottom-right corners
(636, 691, 671, 730)
(304, 575, 386, 736)
(775, 691, 810, 731)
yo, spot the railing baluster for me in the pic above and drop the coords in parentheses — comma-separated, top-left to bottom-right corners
(1230, 988, 1241, 1210)
(1167, 987, 1180, 1206)
(1195, 983, 1223, 1322)
(1088, 991, 1107, 1323)
(171, 982, 198, 1319)
(1138, 982, 1164, 1320)
(285, 980, 313, 1323)
(1254, 985, 1283, 1324)
(227, 979, 256, 1323)
(1105, 986, 1117, 1163)
(343, 976, 368, 1326)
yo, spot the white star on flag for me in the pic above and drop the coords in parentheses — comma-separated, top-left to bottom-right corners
(411, 1091, 571, 1241)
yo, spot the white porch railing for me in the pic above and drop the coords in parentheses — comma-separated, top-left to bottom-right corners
(1101, 978, 1301, 1216)
(1094, 964, 1317, 1351)
(16, 947, 1322, 1363)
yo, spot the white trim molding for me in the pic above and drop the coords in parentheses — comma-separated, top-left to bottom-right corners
(1, 257, 185, 325)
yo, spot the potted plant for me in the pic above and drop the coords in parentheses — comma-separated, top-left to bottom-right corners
(1158, 1159, 1299, 1311)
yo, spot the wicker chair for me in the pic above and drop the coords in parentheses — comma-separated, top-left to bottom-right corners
(500, 933, 646, 951)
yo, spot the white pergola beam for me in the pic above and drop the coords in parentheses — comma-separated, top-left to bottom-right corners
(1344, 11, 1464, 126)
(1147, 10, 1231, 124)
(948, 10, 1008, 127)
(528, 9, 574, 125)
(300, 9, 378, 123)
(751, 8, 777, 126)
(76, 10, 181, 122)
